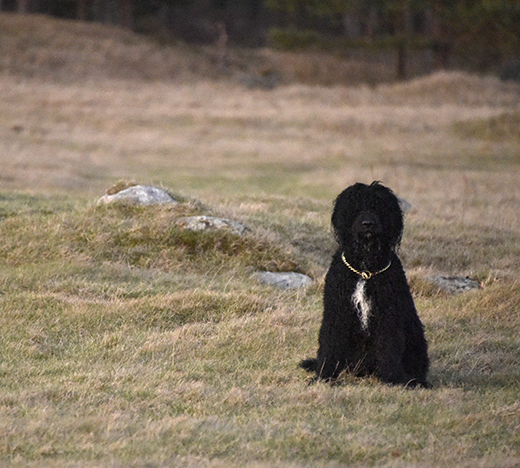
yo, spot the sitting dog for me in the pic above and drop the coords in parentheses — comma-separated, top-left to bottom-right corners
(300, 182, 430, 388)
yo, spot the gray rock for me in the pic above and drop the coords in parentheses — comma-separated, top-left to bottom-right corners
(98, 185, 177, 206)
(175, 216, 249, 235)
(428, 275, 480, 294)
(254, 271, 313, 289)
(398, 197, 413, 212)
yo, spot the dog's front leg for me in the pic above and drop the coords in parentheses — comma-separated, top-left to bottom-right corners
(373, 333, 409, 386)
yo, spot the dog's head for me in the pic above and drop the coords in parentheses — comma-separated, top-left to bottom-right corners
(331, 182, 403, 266)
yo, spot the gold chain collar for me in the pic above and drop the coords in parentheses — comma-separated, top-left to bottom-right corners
(341, 252, 391, 280)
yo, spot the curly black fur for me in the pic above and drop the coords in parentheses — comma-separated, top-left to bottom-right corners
(300, 182, 430, 388)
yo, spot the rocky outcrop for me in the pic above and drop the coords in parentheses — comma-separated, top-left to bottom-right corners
(254, 271, 313, 290)
(98, 185, 177, 206)
(428, 275, 480, 294)
(175, 216, 249, 235)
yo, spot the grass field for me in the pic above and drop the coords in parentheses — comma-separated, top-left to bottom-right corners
(0, 13, 520, 468)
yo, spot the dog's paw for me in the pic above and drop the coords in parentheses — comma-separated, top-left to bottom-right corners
(404, 378, 432, 389)
(299, 358, 317, 373)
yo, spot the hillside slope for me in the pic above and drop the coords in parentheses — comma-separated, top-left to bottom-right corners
(0, 13, 224, 82)
(0, 13, 428, 85)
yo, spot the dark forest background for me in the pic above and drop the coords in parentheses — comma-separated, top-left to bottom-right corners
(2, 0, 519, 80)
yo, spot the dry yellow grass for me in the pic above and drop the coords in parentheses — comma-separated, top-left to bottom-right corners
(1, 68, 519, 227)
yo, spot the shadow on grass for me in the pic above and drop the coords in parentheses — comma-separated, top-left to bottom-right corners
(429, 367, 520, 391)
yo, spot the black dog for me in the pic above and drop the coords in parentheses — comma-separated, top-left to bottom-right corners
(301, 182, 430, 388)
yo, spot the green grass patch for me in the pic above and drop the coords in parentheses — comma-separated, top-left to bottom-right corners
(454, 111, 520, 142)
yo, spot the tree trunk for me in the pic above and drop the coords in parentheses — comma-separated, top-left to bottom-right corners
(428, 3, 450, 70)
(366, 7, 378, 38)
(119, 0, 133, 29)
(17, 0, 30, 13)
(396, 0, 412, 81)
(397, 42, 408, 80)
(77, 0, 89, 20)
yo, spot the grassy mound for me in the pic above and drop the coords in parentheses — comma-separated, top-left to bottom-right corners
(378, 71, 520, 106)
(0, 13, 216, 82)
(0, 193, 307, 280)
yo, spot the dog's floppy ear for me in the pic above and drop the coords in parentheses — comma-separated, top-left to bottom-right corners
(370, 182, 404, 246)
(331, 183, 365, 242)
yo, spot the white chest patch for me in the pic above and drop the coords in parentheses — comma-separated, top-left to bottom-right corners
(352, 279, 372, 331)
